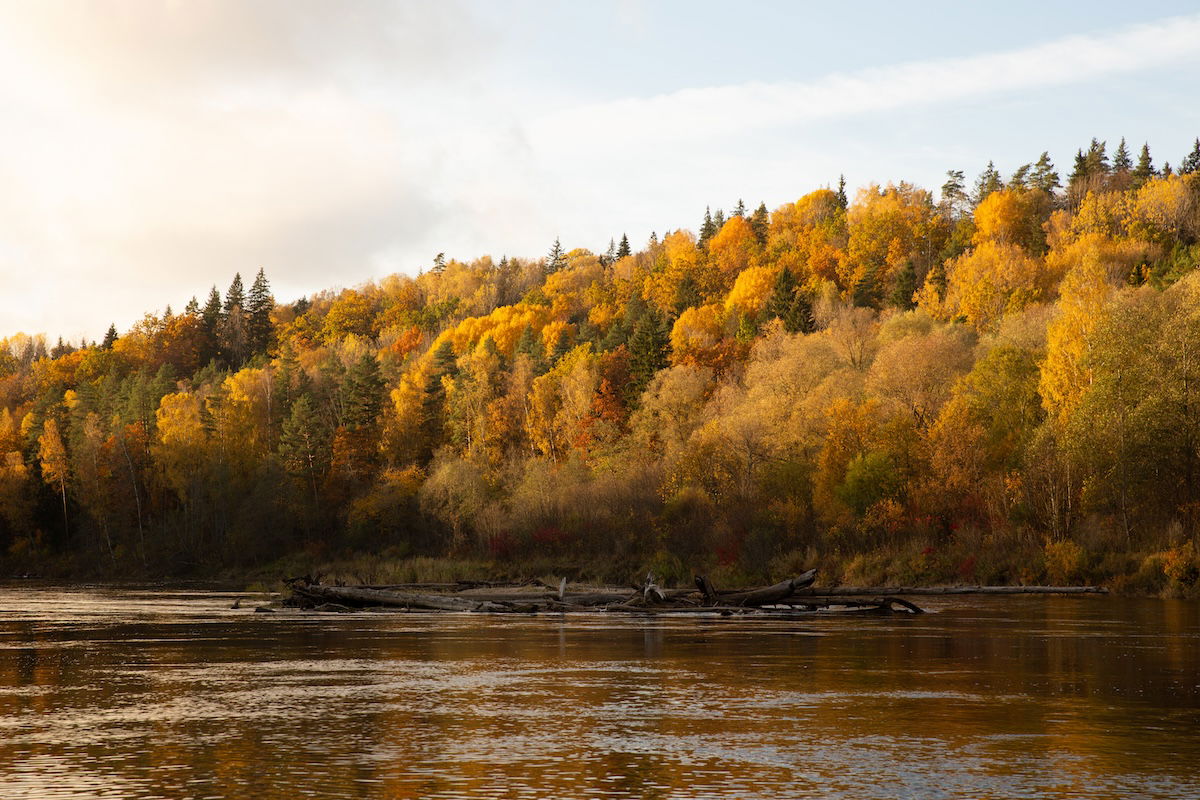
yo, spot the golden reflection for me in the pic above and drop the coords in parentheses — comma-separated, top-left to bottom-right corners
(0, 591, 1196, 799)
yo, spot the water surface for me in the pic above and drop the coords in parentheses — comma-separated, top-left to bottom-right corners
(0, 587, 1197, 799)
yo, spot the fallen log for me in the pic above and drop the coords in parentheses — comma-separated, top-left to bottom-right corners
(291, 583, 511, 612)
(696, 569, 818, 607)
(798, 585, 1107, 596)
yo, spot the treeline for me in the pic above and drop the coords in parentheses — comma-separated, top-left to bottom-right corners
(3, 136, 1200, 591)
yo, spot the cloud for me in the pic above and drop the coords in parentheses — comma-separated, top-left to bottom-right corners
(531, 13, 1200, 149)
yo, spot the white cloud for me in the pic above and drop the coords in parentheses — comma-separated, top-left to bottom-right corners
(531, 13, 1200, 150)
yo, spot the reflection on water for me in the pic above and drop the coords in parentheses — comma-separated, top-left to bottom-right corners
(0, 588, 1197, 799)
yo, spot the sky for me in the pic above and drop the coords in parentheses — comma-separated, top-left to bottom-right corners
(1, 0, 1198, 343)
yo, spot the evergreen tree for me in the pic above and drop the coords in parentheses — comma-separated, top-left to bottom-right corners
(852, 265, 881, 308)
(223, 273, 245, 315)
(184, 296, 200, 315)
(432, 252, 446, 274)
(278, 394, 331, 506)
(940, 170, 969, 218)
(101, 324, 118, 351)
(749, 202, 769, 245)
(1031, 152, 1061, 194)
(202, 286, 221, 331)
(616, 234, 631, 259)
(549, 328, 572, 363)
(836, 175, 848, 209)
(545, 239, 566, 274)
(1132, 143, 1155, 188)
(602, 238, 617, 266)
(733, 198, 746, 218)
(889, 262, 918, 310)
(673, 274, 701, 314)
(342, 354, 385, 430)
(1113, 137, 1132, 172)
(765, 266, 799, 322)
(973, 161, 1003, 205)
(626, 312, 669, 405)
(1008, 163, 1031, 189)
(514, 325, 546, 373)
(1084, 138, 1109, 176)
(699, 206, 716, 245)
(1162, 161, 1173, 177)
(712, 208, 726, 231)
(246, 268, 274, 355)
(420, 341, 459, 459)
(1181, 138, 1200, 175)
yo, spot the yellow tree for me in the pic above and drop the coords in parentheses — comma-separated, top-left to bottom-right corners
(38, 418, 70, 536)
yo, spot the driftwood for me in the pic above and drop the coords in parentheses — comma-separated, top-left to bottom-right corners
(798, 585, 1108, 596)
(281, 570, 927, 616)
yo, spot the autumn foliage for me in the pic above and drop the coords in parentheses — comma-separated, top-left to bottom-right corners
(3, 140, 1200, 590)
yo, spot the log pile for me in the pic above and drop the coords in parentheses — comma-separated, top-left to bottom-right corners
(282, 569, 931, 616)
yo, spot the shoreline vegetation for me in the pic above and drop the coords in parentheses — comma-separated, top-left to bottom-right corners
(3, 137, 1200, 599)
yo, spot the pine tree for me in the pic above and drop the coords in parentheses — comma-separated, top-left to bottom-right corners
(278, 393, 331, 506)
(1084, 138, 1109, 176)
(223, 273, 245, 315)
(617, 234, 631, 259)
(889, 262, 918, 310)
(699, 206, 716, 245)
(712, 208, 726, 231)
(342, 354, 385, 430)
(1132, 143, 1155, 188)
(626, 312, 669, 405)
(941, 170, 968, 218)
(733, 198, 746, 218)
(673, 274, 701, 314)
(101, 324, 118, 351)
(765, 267, 799, 322)
(202, 286, 222, 332)
(1008, 164, 1032, 189)
(749, 202, 769, 245)
(515, 325, 546, 373)
(602, 238, 617, 266)
(973, 161, 1003, 205)
(1181, 138, 1200, 176)
(1113, 137, 1132, 172)
(545, 239, 565, 274)
(420, 341, 459, 459)
(246, 268, 273, 355)
(1031, 152, 1060, 194)
(549, 328, 572, 363)
(184, 296, 200, 315)
(836, 175, 848, 209)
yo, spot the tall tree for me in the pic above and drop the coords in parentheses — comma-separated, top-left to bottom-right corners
(973, 161, 1003, 205)
(545, 239, 565, 274)
(1181, 138, 1200, 175)
(1113, 137, 1132, 172)
(1132, 143, 1156, 188)
(38, 418, 70, 539)
(1031, 152, 1060, 194)
(941, 170, 969, 219)
(101, 324, 118, 351)
(246, 268, 274, 355)
(749, 202, 769, 245)
(616, 234, 631, 259)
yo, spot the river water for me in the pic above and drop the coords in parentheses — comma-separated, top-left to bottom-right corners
(0, 587, 1197, 799)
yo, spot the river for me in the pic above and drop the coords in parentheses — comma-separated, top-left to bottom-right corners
(0, 587, 1197, 799)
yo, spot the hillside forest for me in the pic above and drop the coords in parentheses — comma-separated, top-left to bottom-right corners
(3, 137, 1200, 592)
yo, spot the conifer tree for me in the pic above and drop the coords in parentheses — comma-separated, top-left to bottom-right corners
(279, 394, 331, 506)
(941, 170, 969, 218)
(184, 296, 200, 315)
(733, 198, 746, 218)
(1181, 138, 1200, 175)
(1113, 137, 1132, 172)
(626, 312, 669, 405)
(246, 268, 274, 355)
(699, 206, 716, 245)
(1031, 152, 1061, 194)
(836, 175, 848, 209)
(545, 239, 565, 274)
(1133, 143, 1155, 188)
(973, 161, 1003, 205)
(101, 324, 118, 351)
(616, 234, 631, 259)
(889, 262, 918, 310)
(223, 273, 245, 315)
(749, 202, 769, 245)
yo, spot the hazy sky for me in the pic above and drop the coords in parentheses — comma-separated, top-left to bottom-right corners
(1, 0, 1198, 342)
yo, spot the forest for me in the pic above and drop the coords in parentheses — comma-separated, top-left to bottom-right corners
(3, 136, 1200, 593)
